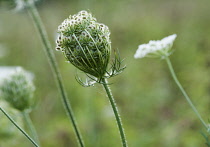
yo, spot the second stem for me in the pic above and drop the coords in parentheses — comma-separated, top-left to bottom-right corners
(22, 111, 40, 145)
(0, 107, 39, 147)
(165, 56, 208, 129)
(25, 1, 84, 146)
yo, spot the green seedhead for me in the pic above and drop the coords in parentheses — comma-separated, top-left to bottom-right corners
(0, 67, 35, 112)
(56, 10, 125, 86)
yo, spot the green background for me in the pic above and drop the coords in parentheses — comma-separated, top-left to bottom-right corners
(1, 0, 210, 146)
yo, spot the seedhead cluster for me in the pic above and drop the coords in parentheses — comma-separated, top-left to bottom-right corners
(56, 10, 125, 86)
(0, 68, 35, 111)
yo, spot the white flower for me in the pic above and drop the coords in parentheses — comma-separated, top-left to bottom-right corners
(134, 34, 177, 58)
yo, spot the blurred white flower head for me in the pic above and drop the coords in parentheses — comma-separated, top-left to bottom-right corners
(0, 0, 38, 11)
(134, 34, 177, 59)
(14, 0, 39, 11)
(0, 67, 35, 111)
(0, 66, 33, 84)
(14, 0, 25, 11)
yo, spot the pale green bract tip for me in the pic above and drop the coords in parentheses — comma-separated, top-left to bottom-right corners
(134, 34, 177, 59)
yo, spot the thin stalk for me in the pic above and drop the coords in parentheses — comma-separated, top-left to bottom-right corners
(165, 56, 208, 129)
(22, 111, 40, 145)
(25, 0, 85, 146)
(101, 78, 128, 147)
(0, 107, 39, 147)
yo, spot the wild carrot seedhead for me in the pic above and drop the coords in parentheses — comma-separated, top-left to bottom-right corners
(0, 67, 35, 112)
(56, 10, 125, 86)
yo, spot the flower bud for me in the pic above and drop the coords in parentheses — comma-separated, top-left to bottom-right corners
(56, 10, 111, 79)
(0, 67, 35, 111)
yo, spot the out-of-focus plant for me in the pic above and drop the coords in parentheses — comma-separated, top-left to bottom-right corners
(0, 67, 39, 147)
(56, 10, 127, 147)
(0, 44, 7, 58)
(0, 0, 19, 10)
(0, 0, 37, 11)
(0, 101, 22, 144)
(1, 0, 85, 146)
(0, 67, 35, 111)
(134, 34, 210, 146)
(201, 131, 210, 147)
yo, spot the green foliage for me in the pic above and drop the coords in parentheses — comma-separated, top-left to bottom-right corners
(0, 0, 16, 10)
(201, 132, 210, 147)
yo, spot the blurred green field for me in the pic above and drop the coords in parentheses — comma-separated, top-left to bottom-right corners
(1, 0, 210, 146)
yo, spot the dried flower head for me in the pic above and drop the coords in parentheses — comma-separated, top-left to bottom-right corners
(56, 10, 125, 86)
(134, 34, 177, 59)
(0, 67, 35, 111)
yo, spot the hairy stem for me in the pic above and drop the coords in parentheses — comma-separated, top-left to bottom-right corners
(165, 56, 208, 129)
(22, 111, 40, 145)
(25, 0, 85, 146)
(101, 78, 128, 147)
(0, 107, 39, 147)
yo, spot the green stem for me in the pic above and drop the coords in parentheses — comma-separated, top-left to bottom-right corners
(25, 1, 85, 146)
(101, 78, 128, 147)
(165, 56, 208, 129)
(22, 111, 40, 145)
(0, 107, 39, 147)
